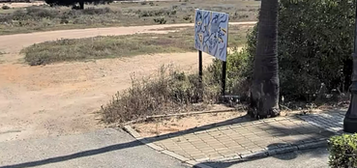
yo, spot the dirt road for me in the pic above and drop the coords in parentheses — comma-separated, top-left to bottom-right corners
(0, 22, 255, 142)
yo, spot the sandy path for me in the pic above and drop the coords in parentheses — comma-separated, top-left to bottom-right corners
(0, 22, 255, 142)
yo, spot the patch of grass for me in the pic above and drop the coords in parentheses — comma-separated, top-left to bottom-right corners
(0, 0, 259, 35)
(1, 5, 10, 10)
(148, 26, 191, 31)
(22, 33, 192, 66)
(100, 65, 221, 124)
(153, 17, 167, 24)
(22, 25, 251, 66)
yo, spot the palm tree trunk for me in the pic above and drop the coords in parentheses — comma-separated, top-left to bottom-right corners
(248, 0, 280, 119)
(79, 1, 84, 10)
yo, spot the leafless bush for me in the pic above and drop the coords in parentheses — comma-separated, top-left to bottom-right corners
(100, 65, 221, 125)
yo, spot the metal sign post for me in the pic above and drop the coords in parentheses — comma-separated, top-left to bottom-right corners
(194, 9, 229, 97)
(221, 61, 227, 96)
(199, 50, 203, 82)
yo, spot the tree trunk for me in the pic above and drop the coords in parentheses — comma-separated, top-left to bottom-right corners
(248, 0, 280, 119)
(79, 1, 84, 10)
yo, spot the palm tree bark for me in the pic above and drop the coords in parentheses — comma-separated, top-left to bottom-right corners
(79, 1, 84, 10)
(248, 0, 280, 119)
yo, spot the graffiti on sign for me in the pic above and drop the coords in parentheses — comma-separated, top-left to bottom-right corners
(194, 9, 229, 61)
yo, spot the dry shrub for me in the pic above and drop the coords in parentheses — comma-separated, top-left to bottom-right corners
(100, 65, 221, 124)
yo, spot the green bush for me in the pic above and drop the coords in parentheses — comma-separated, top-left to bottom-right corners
(137, 9, 175, 18)
(207, 48, 253, 99)
(2, 5, 10, 10)
(153, 17, 166, 24)
(328, 134, 357, 168)
(82, 7, 112, 15)
(246, 0, 355, 101)
(26, 6, 58, 19)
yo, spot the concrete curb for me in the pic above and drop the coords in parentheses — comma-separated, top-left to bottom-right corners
(123, 125, 328, 168)
(123, 125, 193, 165)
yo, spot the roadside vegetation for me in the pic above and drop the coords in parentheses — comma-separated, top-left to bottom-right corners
(22, 25, 250, 65)
(100, 0, 352, 125)
(101, 65, 221, 124)
(329, 134, 357, 167)
(0, 0, 259, 35)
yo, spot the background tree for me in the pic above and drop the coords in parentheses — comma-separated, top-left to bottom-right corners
(246, 0, 354, 102)
(209, 0, 355, 109)
(45, 0, 113, 9)
(248, 0, 280, 118)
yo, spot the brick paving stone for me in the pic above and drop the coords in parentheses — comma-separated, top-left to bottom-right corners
(199, 148, 216, 154)
(180, 144, 196, 151)
(193, 144, 211, 150)
(203, 139, 220, 144)
(217, 138, 235, 144)
(236, 138, 253, 144)
(218, 126, 231, 131)
(222, 141, 239, 146)
(231, 148, 248, 154)
(210, 143, 228, 149)
(212, 134, 227, 139)
(196, 133, 213, 138)
(253, 141, 270, 147)
(228, 133, 243, 137)
(208, 130, 224, 135)
(139, 110, 342, 163)
(217, 150, 236, 156)
(171, 150, 189, 157)
(229, 124, 242, 129)
(207, 152, 224, 159)
(230, 137, 246, 142)
(249, 147, 265, 153)
(237, 131, 255, 136)
(190, 151, 206, 157)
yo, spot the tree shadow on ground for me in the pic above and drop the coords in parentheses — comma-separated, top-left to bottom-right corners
(0, 109, 342, 168)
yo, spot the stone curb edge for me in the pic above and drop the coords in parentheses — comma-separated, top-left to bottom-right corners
(123, 126, 193, 165)
(193, 140, 328, 168)
(123, 125, 328, 168)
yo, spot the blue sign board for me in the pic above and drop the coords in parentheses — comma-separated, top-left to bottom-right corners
(194, 9, 229, 61)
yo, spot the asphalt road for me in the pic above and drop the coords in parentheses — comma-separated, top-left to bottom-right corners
(0, 128, 188, 168)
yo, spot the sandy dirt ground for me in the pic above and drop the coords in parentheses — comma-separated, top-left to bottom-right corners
(0, 22, 255, 142)
(0, 1, 45, 8)
(133, 110, 247, 137)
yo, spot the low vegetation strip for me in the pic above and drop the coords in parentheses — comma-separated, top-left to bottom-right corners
(0, 0, 259, 35)
(100, 65, 221, 124)
(22, 25, 250, 66)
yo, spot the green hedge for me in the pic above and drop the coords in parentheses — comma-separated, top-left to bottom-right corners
(328, 134, 357, 168)
(246, 0, 355, 101)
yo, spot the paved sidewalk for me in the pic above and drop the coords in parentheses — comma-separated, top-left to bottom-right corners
(126, 109, 345, 166)
(203, 147, 329, 168)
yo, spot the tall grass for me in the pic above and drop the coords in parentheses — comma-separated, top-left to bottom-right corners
(100, 65, 221, 124)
